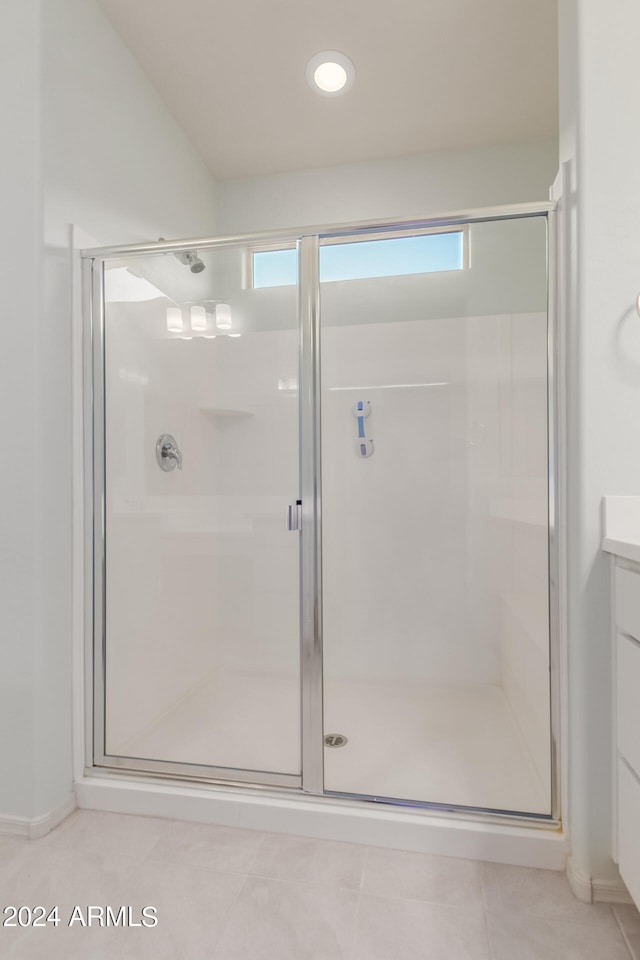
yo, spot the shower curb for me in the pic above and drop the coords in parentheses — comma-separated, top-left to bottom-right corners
(75, 774, 567, 871)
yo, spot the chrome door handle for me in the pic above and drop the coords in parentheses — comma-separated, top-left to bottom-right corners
(156, 434, 183, 471)
(287, 500, 302, 531)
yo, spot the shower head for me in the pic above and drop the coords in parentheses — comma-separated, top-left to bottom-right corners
(174, 249, 205, 273)
(157, 239, 206, 274)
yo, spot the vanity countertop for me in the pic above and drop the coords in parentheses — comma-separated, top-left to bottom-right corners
(602, 496, 640, 563)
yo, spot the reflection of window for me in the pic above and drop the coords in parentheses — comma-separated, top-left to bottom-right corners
(250, 228, 467, 289)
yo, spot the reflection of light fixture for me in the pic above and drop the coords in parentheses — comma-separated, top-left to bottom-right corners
(190, 305, 207, 332)
(306, 51, 355, 95)
(204, 335, 216, 340)
(228, 333, 242, 338)
(215, 303, 233, 330)
(166, 307, 183, 333)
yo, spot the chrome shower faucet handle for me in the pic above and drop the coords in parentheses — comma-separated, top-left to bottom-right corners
(156, 434, 183, 471)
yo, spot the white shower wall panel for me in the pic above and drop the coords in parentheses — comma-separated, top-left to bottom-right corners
(463, 313, 506, 660)
(322, 315, 505, 687)
(491, 311, 550, 795)
(105, 311, 220, 751)
(193, 329, 300, 678)
(321, 310, 548, 697)
(104, 304, 300, 757)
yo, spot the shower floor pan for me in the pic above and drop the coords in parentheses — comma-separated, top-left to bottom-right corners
(113, 671, 549, 816)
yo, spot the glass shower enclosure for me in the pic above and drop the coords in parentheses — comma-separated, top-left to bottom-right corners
(84, 202, 559, 820)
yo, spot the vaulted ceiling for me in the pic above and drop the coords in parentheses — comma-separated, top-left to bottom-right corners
(99, 0, 558, 180)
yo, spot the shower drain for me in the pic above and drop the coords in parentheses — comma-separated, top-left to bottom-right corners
(324, 734, 348, 748)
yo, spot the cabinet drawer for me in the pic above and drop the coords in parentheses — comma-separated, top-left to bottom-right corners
(618, 760, 640, 907)
(618, 633, 640, 776)
(616, 565, 640, 641)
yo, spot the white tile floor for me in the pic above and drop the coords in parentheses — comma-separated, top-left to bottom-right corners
(120, 671, 549, 814)
(0, 810, 635, 959)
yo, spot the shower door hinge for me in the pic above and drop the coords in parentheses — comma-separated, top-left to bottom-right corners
(287, 500, 302, 531)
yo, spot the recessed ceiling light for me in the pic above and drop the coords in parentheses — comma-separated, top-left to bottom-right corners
(306, 51, 355, 96)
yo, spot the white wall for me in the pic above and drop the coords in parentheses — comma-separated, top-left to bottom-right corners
(0, 0, 41, 820)
(216, 139, 558, 235)
(0, 0, 217, 824)
(42, 0, 219, 248)
(559, 0, 640, 884)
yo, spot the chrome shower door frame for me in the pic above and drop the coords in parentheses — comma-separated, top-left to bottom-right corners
(83, 242, 303, 790)
(83, 200, 561, 824)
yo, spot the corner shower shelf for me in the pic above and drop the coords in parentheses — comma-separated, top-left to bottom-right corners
(199, 406, 255, 419)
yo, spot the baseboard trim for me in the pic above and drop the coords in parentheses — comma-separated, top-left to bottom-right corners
(566, 855, 633, 904)
(593, 876, 634, 905)
(0, 793, 76, 840)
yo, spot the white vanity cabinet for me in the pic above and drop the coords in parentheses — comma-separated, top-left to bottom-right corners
(613, 563, 640, 904)
(603, 496, 640, 908)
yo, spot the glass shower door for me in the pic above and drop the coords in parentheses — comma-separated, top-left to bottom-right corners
(319, 217, 552, 815)
(97, 243, 301, 784)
